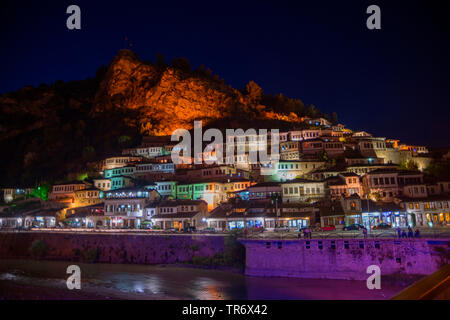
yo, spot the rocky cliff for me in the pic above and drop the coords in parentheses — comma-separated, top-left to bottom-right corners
(93, 50, 244, 135)
(0, 49, 331, 186)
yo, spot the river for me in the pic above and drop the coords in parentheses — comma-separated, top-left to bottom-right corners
(0, 259, 410, 300)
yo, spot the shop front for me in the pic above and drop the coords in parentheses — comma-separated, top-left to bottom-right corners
(106, 216, 124, 228)
(279, 218, 308, 228)
(344, 214, 361, 225)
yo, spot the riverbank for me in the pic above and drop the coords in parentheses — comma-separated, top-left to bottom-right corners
(0, 280, 119, 300)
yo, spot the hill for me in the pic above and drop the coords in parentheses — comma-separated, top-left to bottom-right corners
(0, 49, 335, 186)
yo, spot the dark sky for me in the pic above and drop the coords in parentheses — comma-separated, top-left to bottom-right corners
(1, 0, 449, 147)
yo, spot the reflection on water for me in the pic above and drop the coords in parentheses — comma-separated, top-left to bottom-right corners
(0, 259, 407, 300)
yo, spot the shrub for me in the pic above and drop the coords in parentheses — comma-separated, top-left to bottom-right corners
(82, 247, 99, 263)
(29, 240, 48, 258)
(223, 230, 246, 267)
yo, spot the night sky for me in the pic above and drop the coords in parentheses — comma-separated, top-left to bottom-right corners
(1, 0, 449, 147)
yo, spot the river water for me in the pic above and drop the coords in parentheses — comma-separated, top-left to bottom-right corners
(0, 259, 409, 300)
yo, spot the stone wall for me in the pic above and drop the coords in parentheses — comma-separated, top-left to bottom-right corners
(0, 232, 225, 265)
(240, 239, 449, 280)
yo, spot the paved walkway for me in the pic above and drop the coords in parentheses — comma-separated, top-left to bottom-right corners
(1, 227, 449, 239)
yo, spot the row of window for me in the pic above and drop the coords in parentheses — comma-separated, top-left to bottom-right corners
(330, 188, 360, 195)
(361, 142, 386, 149)
(53, 185, 82, 192)
(76, 191, 99, 198)
(96, 182, 111, 188)
(372, 177, 396, 186)
(283, 186, 322, 195)
(278, 163, 318, 170)
(407, 201, 450, 210)
(137, 164, 174, 171)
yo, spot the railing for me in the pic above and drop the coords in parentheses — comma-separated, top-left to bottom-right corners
(1, 226, 449, 239)
(391, 264, 450, 300)
(240, 228, 450, 240)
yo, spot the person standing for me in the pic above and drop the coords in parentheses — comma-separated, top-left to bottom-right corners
(414, 229, 421, 238)
(363, 227, 368, 239)
(407, 227, 413, 238)
(397, 227, 402, 238)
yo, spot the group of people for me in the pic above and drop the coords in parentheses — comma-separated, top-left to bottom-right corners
(397, 226, 421, 238)
(298, 227, 312, 239)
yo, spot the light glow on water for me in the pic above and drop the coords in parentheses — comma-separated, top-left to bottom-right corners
(0, 259, 410, 300)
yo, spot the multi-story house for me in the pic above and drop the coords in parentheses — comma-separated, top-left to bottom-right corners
(327, 172, 362, 200)
(206, 200, 318, 231)
(281, 178, 327, 203)
(237, 182, 281, 200)
(110, 176, 135, 190)
(307, 118, 332, 127)
(104, 165, 136, 179)
(134, 161, 175, 181)
(300, 137, 344, 158)
(176, 165, 248, 181)
(2, 187, 32, 203)
(102, 156, 141, 171)
(309, 167, 344, 180)
(344, 157, 384, 166)
(346, 163, 398, 176)
(73, 187, 103, 208)
(48, 181, 88, 205)
(361, 168, 424, 202)
(355, 137, 388, 158)
(93, 178, 111, 191)
(399, 195, 450, 227)
(104, 187, 160, 228)
(280, 141, 301, 160)
(399, 145, 429, 155)
(154, 181, 178, 199)
(122, 145, 170, 158)
(176, 180, 228, 211)
(145, 199, 208, 230)
(338, 194, 407, 228)
(269, 160, 325, 182)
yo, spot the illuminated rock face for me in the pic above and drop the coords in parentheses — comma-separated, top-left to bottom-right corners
(95, 50, 243, 135)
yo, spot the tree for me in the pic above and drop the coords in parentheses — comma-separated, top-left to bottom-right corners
(82, 146, 96, 161)
(399, 159, 418, 171)
(156, 52, 166, 69)
(29, 184, 51, 201)
(171, 57, 191, 73)
(317, 150, 329, 162)
(331, 112, 338, 124)
(425, 161, 450, 179)
(245, 81, 263, 106)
